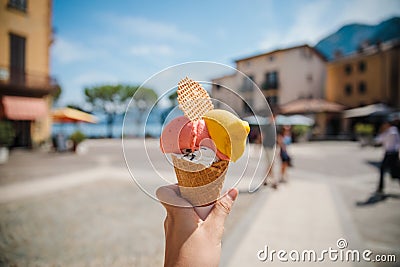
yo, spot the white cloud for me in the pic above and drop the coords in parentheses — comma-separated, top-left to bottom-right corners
(52, 37, 96, 64)
(259, 0, 332, 50)
(258, 31, 289, 52)
(284, 1, 332, 45)
(339, 0, 400, 25)
(259, 0, 400, 50)
(105, 15, 200, 44)
(130, 44, 174, 56)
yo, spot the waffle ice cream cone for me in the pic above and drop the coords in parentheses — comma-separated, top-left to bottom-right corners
(177, 77, 214, 121)
(172, 155, 229, 206)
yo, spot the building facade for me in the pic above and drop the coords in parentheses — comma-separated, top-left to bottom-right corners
(211, 45, 327, 116)
(211, 73, 245, 115)
(0, 0, 58, 147)
(326, 41, 400, 109)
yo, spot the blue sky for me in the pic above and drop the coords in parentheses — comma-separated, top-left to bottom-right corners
(51, 0, 400, 106)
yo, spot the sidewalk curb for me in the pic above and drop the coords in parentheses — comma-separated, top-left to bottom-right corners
(220, 186, 270, 266)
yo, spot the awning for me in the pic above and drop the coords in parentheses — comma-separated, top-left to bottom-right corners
(243, 115, 269, 125)
(2, 96, 48, 120)
(52, 108, 97, 123)
(275, 115, 315, 126)
(280, 99, 346, 114)
(344, 103, 392, 118)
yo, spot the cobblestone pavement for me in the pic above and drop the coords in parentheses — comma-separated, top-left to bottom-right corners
(0, 139, 259, 266)
(0, 140, 399, 266)
(0, 140, 126, 186)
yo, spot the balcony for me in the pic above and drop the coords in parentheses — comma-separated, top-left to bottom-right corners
(0, 67, 59, 97)
(261, 81, 279, 90)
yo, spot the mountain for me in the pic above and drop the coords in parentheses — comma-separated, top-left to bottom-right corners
(315, 17, 400, 61)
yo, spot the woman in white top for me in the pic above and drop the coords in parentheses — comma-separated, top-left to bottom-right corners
(375, 120, 400, 193)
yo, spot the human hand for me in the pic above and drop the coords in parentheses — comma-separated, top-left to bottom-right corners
(156, 184, 238, 267)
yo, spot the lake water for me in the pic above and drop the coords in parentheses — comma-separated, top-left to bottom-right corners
(52, 107, 185, 138)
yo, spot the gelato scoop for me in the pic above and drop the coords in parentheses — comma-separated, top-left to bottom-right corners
(160, 115, 229, 161)
(203, 109, 250, 162)
(160, 116, 209, 154)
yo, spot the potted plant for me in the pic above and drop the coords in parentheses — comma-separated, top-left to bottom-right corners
(69, 130, 86, 152)
(0, 120, 15, 164)
(354, 123, 374, 147)
(292, 125, 310, 142)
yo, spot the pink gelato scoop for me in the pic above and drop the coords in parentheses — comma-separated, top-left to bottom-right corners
(160, 116, 230, 160)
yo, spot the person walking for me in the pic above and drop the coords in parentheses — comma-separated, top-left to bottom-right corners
(375, 120, 400, 193)
(277, 127, 292, 183)
(261, 116, 278, 188)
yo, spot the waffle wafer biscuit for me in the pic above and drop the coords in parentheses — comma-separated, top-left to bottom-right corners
(177, 77, 214, 121)
(172, 155, 229, 206)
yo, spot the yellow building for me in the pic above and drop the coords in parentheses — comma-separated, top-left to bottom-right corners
(326, 41, 400, 109)
(0, 0, 58, 147)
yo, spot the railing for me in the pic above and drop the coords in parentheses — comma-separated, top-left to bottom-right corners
(0, 66, 58, 90)
(261, 80, 279, 90)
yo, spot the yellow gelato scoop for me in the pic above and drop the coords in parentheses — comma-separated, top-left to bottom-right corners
(203, 109, 250, 162)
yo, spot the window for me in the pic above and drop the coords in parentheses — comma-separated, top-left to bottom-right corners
(262, 71, 279, 90)
(358, 61, 366, 72)
(8, 0, 27, 12)
(268, 55, 274, 62)
(344, 84, 352, 95)
(358, 82, 367, 94)
(344, 64, 352, 75)
(9, 33, 26, 85)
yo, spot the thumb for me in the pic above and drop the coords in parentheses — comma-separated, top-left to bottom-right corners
(207, 188, 238, 226)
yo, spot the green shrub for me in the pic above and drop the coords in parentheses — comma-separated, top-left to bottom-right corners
(355, 123, 374, 135)
(0, 121, 15, 147)
(292, 125, 310, 136)
(69, 130, 86, 144)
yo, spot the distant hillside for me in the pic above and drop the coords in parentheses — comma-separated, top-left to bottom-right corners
(315, 17, 400, 60)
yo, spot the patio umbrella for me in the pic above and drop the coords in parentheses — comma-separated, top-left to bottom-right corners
(275, 115, 291, 125)
(343, 103, 393, 118)
(288, 115, 314, 126)
(243, 115, 270, 125)
(52, 108, 97, 123)
(275, 115, 314, 126)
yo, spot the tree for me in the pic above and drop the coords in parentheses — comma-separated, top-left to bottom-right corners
(84, 84, 157, 138)
(160, 91, 178, 124)
(168, 91, 178, 105)
(66, 104, 91, 113)
(52, 84, 62, 105)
